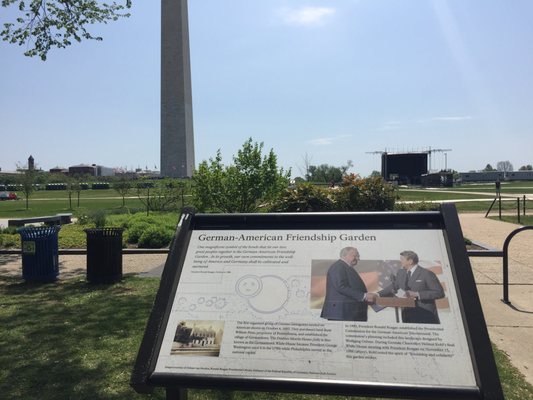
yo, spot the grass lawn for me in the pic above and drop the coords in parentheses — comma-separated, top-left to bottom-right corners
(492, 215, 533, 226)
(0, 198, 148, 218)
(0, 276, 531, 399)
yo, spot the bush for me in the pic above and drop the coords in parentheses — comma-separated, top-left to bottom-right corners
(126, 221, 152, 243)
(192, 138, 290, 212)
(58, 224, 86, 248)
(0, 233, 20, 248)
(111, 212, 178, 244)
(270, 183, 334, 212)
(333, 174, 396, 211)
(138, 226, 174, 248)
(394, 201, 440, 211)
(270, 176, 396, 212)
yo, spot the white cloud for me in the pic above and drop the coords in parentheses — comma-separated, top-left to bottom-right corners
(379, 120, 402, 131)
(278, 6, 336, 27)
(418, 116, 473, 123)
(308, 134, 351, 146)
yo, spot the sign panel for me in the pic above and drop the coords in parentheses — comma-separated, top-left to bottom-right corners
(132, 207, 503, 399)
(154, 229, 475, 388)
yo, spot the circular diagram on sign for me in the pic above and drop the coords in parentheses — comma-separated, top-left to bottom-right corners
(235, 274, 289, 313)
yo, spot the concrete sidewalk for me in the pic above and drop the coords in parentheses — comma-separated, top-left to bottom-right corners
(458, 213, 533, 385)
(1, 212, 532, 385)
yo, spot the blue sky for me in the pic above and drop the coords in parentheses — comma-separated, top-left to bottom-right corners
(1, 0, 533, 177)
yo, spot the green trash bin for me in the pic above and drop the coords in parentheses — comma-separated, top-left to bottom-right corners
(85, 228, 124, 283)
(18, 226, 61, 282)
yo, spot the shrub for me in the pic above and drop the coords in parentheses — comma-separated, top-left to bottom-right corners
(0, 233, 20, 248)
(138, 226, 174, 248)
(88, 210, 107, 228)
(269, 183, 334, 212)
(115, 213, 178, 244)
(333, 174, 396, 211)
(270, 176, 396, 212)
(126, 221, 152, 244)
(58, 224, 86, 248)
(192, 138, 290, 212)
(394, 201, 440, 211)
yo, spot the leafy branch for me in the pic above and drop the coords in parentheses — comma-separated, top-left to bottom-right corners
(1, 0, 131, 60)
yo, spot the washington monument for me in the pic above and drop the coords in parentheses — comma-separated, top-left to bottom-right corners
(161, 0, 195, 178)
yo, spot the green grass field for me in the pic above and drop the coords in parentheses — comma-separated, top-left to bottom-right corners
(0, 188, 147, 218)
(1, 184, 531, 219)
(0, 276, 531, 400)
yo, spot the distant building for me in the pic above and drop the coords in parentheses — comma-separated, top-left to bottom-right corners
(381, 152, 428, 185)
(49, 166, 68, 174)
(28, 155, 35, 171)
(68, 164, 115, 177)
(69, 164, 96, 176)
(460, 171, 533, 182)
(96, 165, 114, 177)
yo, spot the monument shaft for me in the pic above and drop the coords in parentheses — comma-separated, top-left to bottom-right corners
(161, 0, 195, 178)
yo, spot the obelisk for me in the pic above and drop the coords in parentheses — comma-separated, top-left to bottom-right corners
(161, 0, 195, 178)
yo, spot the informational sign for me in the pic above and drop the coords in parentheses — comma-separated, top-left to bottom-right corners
(132, 207, 503, 399)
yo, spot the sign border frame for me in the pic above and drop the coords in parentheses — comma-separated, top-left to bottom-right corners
(131, 204, 503, 400)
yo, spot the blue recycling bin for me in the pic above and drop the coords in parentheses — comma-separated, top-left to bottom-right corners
(18, 226, 61, 282)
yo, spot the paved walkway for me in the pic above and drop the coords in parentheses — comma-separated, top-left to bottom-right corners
(458, 213, 533, 386)
(1, 213, 532, 385)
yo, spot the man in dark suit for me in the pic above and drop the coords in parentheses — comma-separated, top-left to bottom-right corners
(320, 247, 376, 321)
(379, 250, 445, 324)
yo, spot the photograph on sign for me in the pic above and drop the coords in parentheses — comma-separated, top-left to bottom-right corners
(154, 229, 476, 390)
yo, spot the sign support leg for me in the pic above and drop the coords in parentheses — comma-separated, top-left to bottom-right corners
(166, 387, 188, 400)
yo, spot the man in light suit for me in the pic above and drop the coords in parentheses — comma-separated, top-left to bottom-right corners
(379, 250, 445, 324)
(320, 247, 376, 322)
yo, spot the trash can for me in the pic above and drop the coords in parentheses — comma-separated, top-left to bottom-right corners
(18, 226, 61, 282)
(85, 228, 124, 283)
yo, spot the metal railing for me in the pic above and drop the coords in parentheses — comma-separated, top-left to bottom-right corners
(502, 225, 533, 304)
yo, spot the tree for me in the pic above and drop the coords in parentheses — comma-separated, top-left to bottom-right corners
(298, 153, 313, 181)
(192, 138, 290, 213)
(307, 160, 353, 183)
(1, 0, 131, 60)
(519, 165, 533, 171)
(113, 175, 132, 207)
(483, 164, 496, 172)
(369, 170, 382, 177)
(19, 170, 35, 210)
(496, 161, 514, 177)
(136, 178, 179, 215)
(65, 176, 76, 210)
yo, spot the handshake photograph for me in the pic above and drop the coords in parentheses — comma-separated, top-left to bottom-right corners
(311, 247, 447, 324)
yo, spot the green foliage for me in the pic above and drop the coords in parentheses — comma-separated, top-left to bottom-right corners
(270, 183, 334, 212)
(334, 175, 396, 211)
(137, 225, 174, 248)
(0, 232, 20, 248)
(113, 175, 133, 207)
(113, 213, 178, 246)
(192, 138, 290, 213)
(270, 176, 396, 212)
(75, 209, 107, 228)
(393, 201, 441, 211)
(126, 220, 152, 243)
(306, 160, 353, 183)
(18, 169, 36, 210)
(136, 178, 180, 215)
(1, 0, 131, 60)
(58, 224, 87, 248)
(89, 209, 107, 228)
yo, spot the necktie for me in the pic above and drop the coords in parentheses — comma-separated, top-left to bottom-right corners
(406, 270, 411, 290)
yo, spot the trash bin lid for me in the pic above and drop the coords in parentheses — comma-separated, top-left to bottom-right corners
(17, 226, 61, 239)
